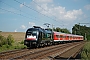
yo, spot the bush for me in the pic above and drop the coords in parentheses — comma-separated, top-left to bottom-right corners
(0, 34, 27, 52)
(0, 35, 7, 47)
(2, 44, 10, 48)
(14, 44, 27, 49)
(7, 35, 14, 46)
(81, 41, 90, 59)
(0, 34, 14, 47)
(20, 40, 24, 44)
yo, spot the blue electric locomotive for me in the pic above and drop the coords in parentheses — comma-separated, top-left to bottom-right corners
(24, 26, 53, 47)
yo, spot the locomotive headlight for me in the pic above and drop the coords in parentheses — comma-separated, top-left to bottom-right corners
(25, 41, 28, 44)
(33, 42, 36, 44)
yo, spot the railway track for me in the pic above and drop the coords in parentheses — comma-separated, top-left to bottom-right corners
(0, 41, 85, 59)
(50, 41, 85, 59)
(0, 48, 29, 59)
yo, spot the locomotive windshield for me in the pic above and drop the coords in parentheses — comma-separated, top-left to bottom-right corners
(26, 28, 38, 40)
(27, 30, 37, 35)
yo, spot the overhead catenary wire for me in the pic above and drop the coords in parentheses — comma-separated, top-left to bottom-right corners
(0, 0, 65, 28)
(32, 0, 57, 21)
(32, 1, 58, 21)
(13, 0, 52, 20)
(13, 0, 64, 27)
(0, 7, 46, 24)
(0, 7, 32, 19)
(0, 0, 44, 23)
(32, 0, 65, 27)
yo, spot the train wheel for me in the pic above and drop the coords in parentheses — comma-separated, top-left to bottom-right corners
(50, 43, 52, 46)
(36, 44, 39, 48)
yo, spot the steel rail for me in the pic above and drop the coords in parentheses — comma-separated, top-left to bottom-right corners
(50, 41, 85, 59)
(67, 42, 85, 60)
(11, 42, 78, 59)
(0, 49, 29, 59)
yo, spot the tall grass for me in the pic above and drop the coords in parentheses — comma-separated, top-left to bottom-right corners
(81, 41, 90, 59)
(0, 35, 27, 52)
(0, 34, 14, 47)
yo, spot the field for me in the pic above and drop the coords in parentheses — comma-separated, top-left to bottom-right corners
(0, 32, 25, 42)
(0, 32, 26, 52)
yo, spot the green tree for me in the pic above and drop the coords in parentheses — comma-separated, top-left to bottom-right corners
(72, 24, 90, 40)
(56, 27, 61, 32)
(52, 27, 71, 34)
(72, 24, 80, 35)
(61, 28, 71, 34)
(53, 28, 56, 31)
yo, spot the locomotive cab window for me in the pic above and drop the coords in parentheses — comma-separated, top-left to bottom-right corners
(26, 29, 39, 40)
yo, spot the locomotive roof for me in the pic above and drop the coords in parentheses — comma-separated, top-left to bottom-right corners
(27, 27, 52, 34)
(45, 29, 53, 34)
(27, 27, 44, 32)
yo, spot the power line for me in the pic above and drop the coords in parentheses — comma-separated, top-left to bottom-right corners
(13, 0, 56, 24)
(1, 0, 65, 28)
(0, 7, 45, 24)
(0, 0, 44, 23)
(32, 0, 65, 27)
(79, 23, 90, 24)
(14, 0, 62, 25)
(32, 1, 56, 21)
(13, 0, 50, 19)
(0, 7, 31, 19)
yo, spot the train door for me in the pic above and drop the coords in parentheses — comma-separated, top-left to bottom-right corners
(37, 31, 45, 47)
(38, 32, 46, 42)
(60, 35, 63, 40)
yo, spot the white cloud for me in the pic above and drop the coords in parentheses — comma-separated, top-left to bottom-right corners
(64, 9, 83, 20)
(33, 0, 53, 3)
(28, 22, 45, 29)
(33, 0, 83, 20)
(19, 22, 35, 31)
(14, 29, 17, 32)
(20, 25, 26, 29)
(84, 4, 90, 10)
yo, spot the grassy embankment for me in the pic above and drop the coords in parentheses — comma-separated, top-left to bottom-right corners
(81, 41, 90, 59)
(0, 32, 27, 52)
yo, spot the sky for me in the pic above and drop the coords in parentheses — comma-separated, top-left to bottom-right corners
(0, 0, 90, 32)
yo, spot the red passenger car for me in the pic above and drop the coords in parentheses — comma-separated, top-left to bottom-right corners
(53, 32, 83, 42)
